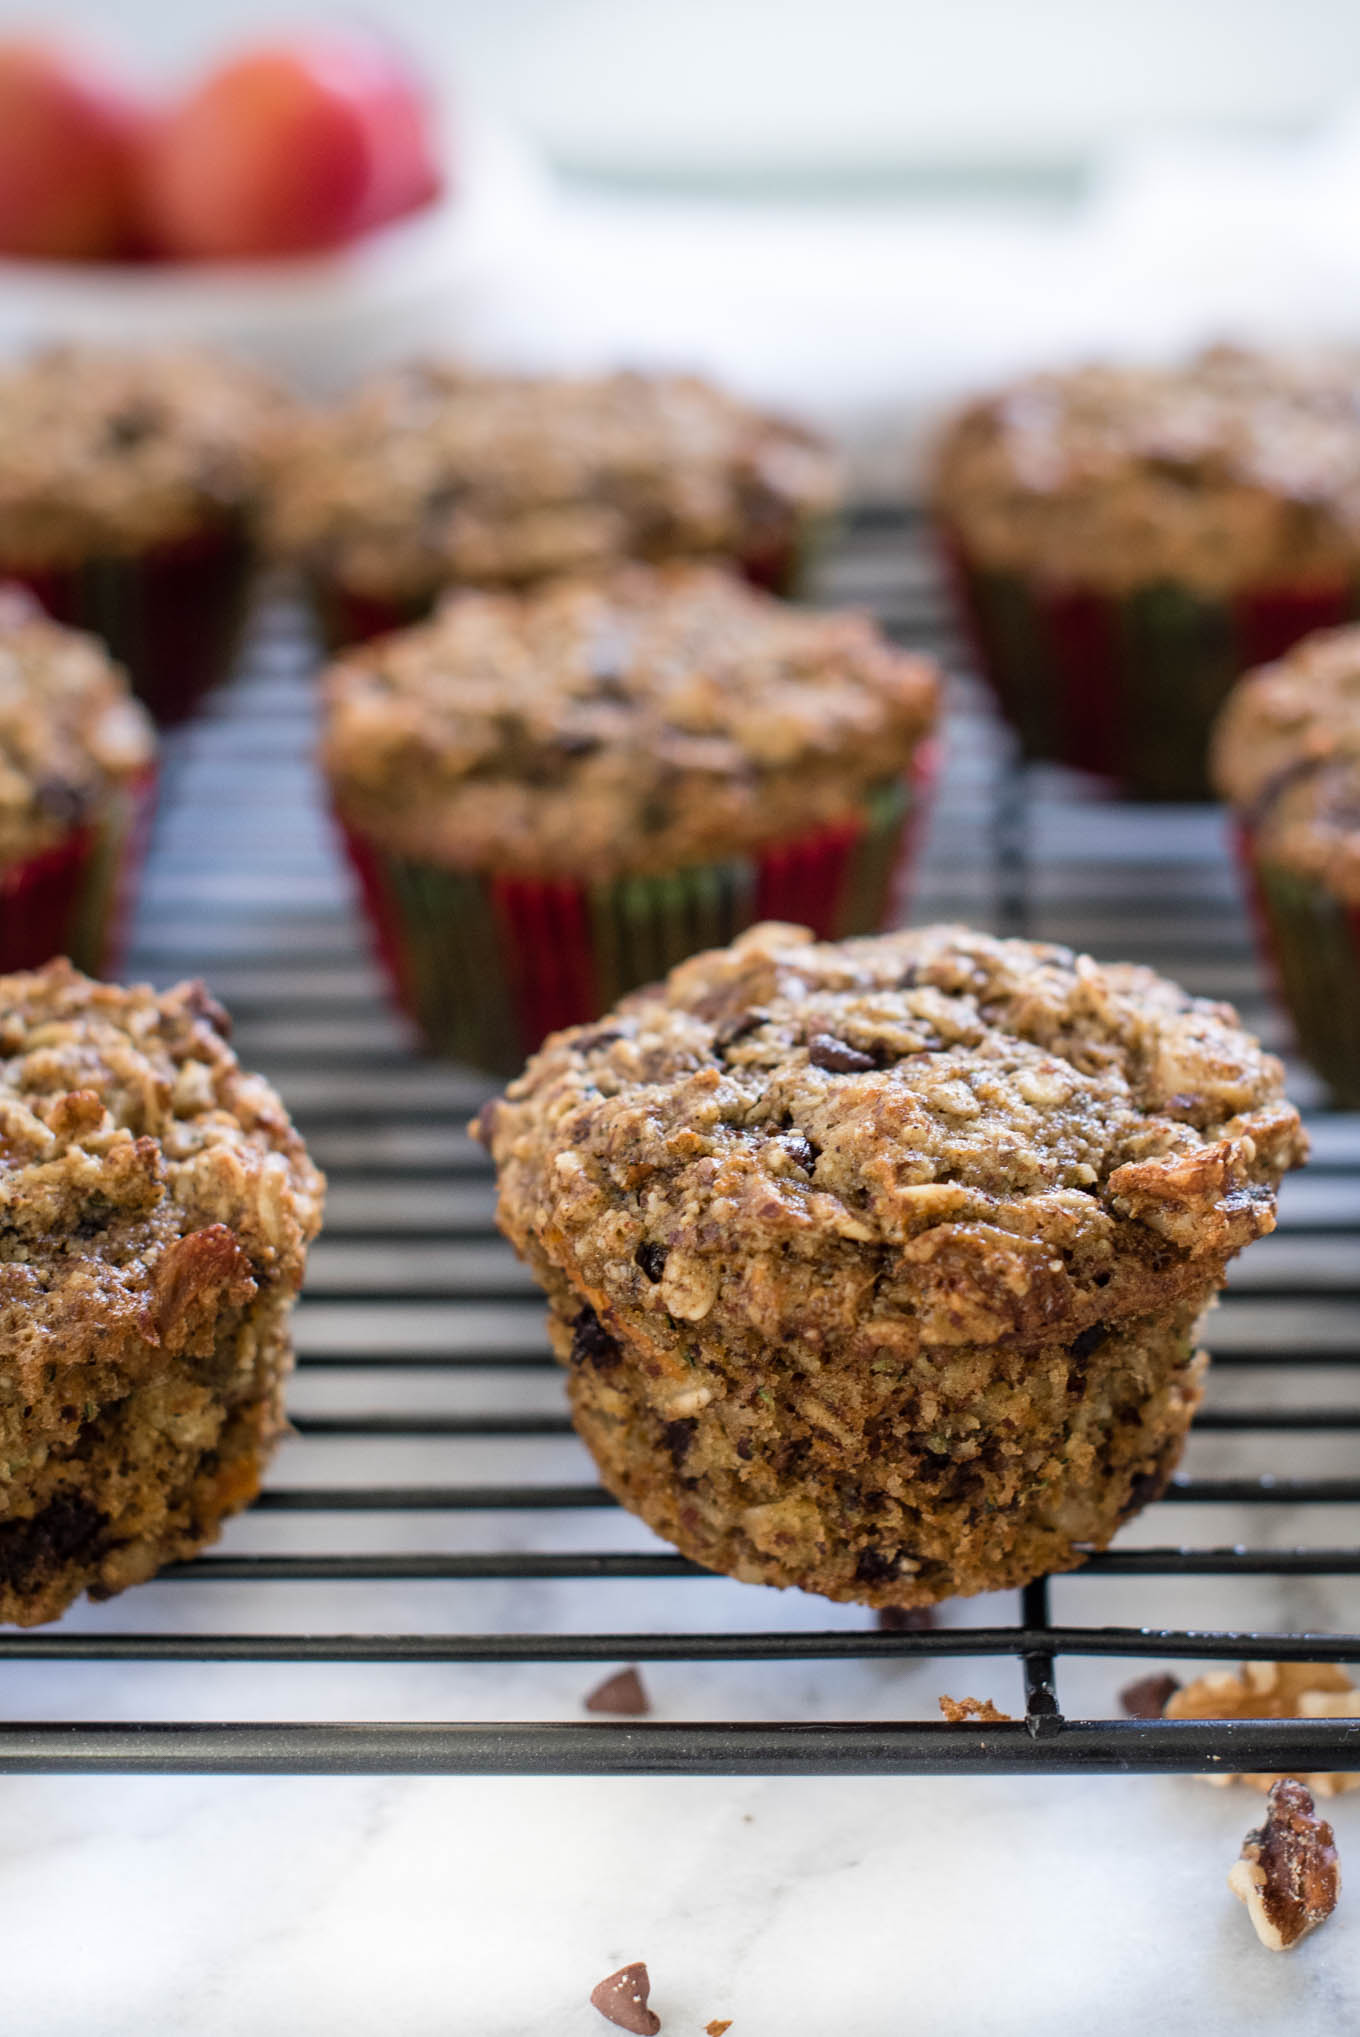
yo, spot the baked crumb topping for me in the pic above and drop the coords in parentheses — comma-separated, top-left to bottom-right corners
(321, 564, 937, 876)
(0, 346, 283, 564)
(267, 362, 842, 598)
(0, 587, 154, 868)
(0, 960, 323, 1382)
(935, 345, 1360, 594)
(480, 921, 1305, 1357)
(1212, 624, 1360, 898)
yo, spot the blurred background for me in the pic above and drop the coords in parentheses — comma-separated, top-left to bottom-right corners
(8, 0, 1360, 484)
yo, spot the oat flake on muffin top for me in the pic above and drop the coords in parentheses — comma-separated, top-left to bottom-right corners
(321, 564, 938, 878)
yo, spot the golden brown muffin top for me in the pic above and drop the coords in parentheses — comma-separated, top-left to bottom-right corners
(478, 921, 1305, 1358)
(0, 961, 324, 1382)
(265, 361, 842, 599)
(934, 346, 1360, 595)
(0, 345, 283, 565)
(0, 587, 155, 870)
(320, 564, 938, 878)
(1212, 623, 1360, 900)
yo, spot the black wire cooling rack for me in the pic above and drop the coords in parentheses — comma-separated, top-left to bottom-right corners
(4, 509, 1359, 1778)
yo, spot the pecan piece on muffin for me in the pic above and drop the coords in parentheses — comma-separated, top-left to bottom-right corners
(265, 360, 843, 644)
(0, 345, 283, 723)
(932, 345, 1360, 799)
(475, 921, 1305, 1609)
(1212, 624, 1360, 1105)
(0, 960, 323, 1624)
(321, 563, 937, 1073)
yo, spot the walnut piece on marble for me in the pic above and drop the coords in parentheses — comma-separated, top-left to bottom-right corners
(1166, 1661, 1360, 1795)
(1229, 1779, 1341, 1951)
(938, 1696, 1014, 1724)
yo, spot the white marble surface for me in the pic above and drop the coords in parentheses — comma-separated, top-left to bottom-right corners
(3, 1762, 1358, 2034)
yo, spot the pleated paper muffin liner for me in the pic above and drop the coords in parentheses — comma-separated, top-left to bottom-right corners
(1235, 821, 1360, 1107)
(0, 770, 156, 979)
(338, 764, 932, 1076)
(7, 523, 253, 727)
(942, 529, 1354, 801)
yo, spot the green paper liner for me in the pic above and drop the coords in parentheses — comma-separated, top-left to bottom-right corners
(1236, 822, 1360, 1107)
(942, 528, 1355, 800)
(7, 524, 253, 726)
(0, 770, 155, 978)
(338, 765, 929, 1075)
(312, 515, 837, 652)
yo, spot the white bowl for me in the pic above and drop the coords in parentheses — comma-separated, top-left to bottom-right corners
(0, 110, 547, 390)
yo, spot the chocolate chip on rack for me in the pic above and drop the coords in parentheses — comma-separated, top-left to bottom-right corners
(1120, 1672, 1182, 1718)
(590, 1963, 661, 2034)
(584, 1667, 650, 1716)
(1229, 1780, 1341, 1951)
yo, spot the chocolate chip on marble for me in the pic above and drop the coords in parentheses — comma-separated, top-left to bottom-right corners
(807, 1033, 875, 1074)
(1119, 1672, 1180, 1719)
(571, 1307, 622, 1372)
(584, 1666, 651, 1716)
(590, 1963, 661, 2034)
(877, 1604, 936, 1632)
(635, 1241, 668, 1283)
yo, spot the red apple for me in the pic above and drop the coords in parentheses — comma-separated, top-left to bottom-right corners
(137, 33, 444, 262)
(0, 40, 145, 260)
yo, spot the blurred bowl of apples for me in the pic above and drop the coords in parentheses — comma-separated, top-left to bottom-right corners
(0, 31, 544, 388)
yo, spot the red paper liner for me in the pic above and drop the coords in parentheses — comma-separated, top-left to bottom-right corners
(941, 527, 1355, 799)
(336, 765, 931, 1074)
(1233, 818, 1360, 1106)
(0, 769, 156, 978)
(7, 523, 252, 726)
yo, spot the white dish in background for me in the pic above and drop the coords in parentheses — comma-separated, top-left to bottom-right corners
(0, 110, 547, 391)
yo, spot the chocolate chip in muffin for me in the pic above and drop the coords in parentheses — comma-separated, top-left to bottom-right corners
(571, 1307, 622, 1372)
(634, 1242, 668, 1284)
(807, 1032, 877, 1074)
(780, 1129, 818, 1174)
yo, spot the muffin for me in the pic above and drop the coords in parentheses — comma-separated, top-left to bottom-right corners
(266, 362, 844, 645)
(0, 961, 323, 1625)
(0, 344, 282, 723)
(933, 345, 1360, 799)
(322, 563, 938, 1073)
(476, 922, 1305, 1609)
(1212, 625, 1360, 1104)
(0, 585, 155, 975)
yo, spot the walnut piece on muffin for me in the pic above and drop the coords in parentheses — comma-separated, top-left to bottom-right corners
(1212, 623, 1360, 904)
(476, 922, 1305, 1609)
(0, 345, 284, 568)
(320, 562, 938, 881)
(933, 344, 1360, 597)
(0, 584, 154, 871)
(266, 361, 842, 605)
(0, 960, 323, 1625)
